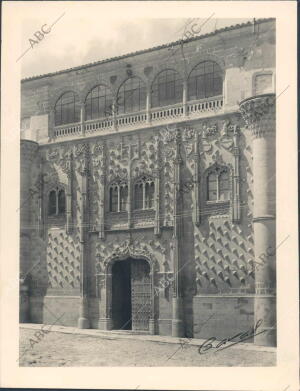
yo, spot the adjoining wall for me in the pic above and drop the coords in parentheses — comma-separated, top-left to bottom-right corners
(29, 296, 80, 327)
(193, 296, 254, 341)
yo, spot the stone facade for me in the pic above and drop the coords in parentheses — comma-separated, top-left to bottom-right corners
(20, 19, 276, 346)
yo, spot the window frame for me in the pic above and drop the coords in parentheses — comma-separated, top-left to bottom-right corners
(54, 91, 79, 126)
(108, 180, 128, 213)
(151, 69, 183, 108)
(188, 61, 223, 101)
(206, 167, 231, 203)
(47, 187, 66, 217)
(134, 176, 155, 211)
(85, 84, 113, 121)
(117, 77, 147, 115)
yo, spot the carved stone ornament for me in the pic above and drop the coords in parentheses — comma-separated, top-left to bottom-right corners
(160, 126, 176, 144)
(160, 126, 176, 159)
(103, 240, 160, 273)
(184, 144, 194, 158)
(48, 149, 60, 161)
(91, 142, 105, 171)
(108, 167, 128, 181)
(75, 143, 89, 157)
(211, 150, 225, 166)
(218, 121, 240, 151)
(60, 152, 72, 177)
(239, 93, 275, 138)
(75, 143, 90, 175)
(202, 122, 218, 138)
(182, 127, 195, 142)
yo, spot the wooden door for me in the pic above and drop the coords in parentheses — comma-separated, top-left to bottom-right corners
(131, 259, 151, 331)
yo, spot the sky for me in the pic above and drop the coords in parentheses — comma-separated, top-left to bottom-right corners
(16, 3, 252, 79)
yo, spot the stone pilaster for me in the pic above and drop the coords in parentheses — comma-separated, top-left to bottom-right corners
(232, 125, 241, 223)
(78, 146, 90, 329)
(154, 168, 160, 236)
(65, 153, 73, 235)
(99, 174, 106, 239)
(172, 129, 184, 337)
(193, 131, 200, 226)
(239, 93, 276, 346)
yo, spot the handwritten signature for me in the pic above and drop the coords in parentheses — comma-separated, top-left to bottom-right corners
(198, 319, 268, 354)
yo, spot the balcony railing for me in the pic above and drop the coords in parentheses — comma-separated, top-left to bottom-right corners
(85, 117, 114, 134)
(150, 102, 184, 122)
(188, 95, 223, 116)
(54, 123, 82, 138)
(52, 95, 224, 140)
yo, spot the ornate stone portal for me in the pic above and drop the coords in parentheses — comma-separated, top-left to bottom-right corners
(96, 241, 160, 335)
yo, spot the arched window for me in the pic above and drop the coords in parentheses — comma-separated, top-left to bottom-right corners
(207, 167, 231, 202)
(207, 173, 217, 201)
(120, 186, 128, 211)
(188, 61, 223, 101)
(85, 85, 113, 120)
(151, 70, 183, 108)
(109, 186, 118, 212)
(134, 176, 155, 210)
(55, 92, 80, 126)
(48, 190, 57, 216)
(58, 189, 66, 214)
(219, 171, 230, 201)
(134, 183, 143, 210)
(145, 182, 155, 209)
(48, 187, 66, 216)
(117, 77, 146, 114)
(109, 181, 128, 212)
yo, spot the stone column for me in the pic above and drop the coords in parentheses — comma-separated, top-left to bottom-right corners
(172, 129, 184, 337)
(239, 93, 276, 346)
(149, 269, 156, 335)
(78, 147, 90, 329)
(112, 99, 118, 131)
(146, 87, 151, 124)
(80, 104, 85, 136)
(104, 271, 113, 330)
(183, 80, 188, 117)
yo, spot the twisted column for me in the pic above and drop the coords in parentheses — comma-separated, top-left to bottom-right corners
(240, 93, 276, 346)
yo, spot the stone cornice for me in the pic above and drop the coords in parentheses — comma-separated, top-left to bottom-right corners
(239, 93, 275, 139)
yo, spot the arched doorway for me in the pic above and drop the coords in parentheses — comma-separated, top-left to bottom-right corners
(111, 258, 151, 331)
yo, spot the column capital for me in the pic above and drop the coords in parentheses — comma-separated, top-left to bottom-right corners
(239, 93, 275, 139)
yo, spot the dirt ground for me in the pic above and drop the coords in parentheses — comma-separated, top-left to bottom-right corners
(19, 328, 276, 367)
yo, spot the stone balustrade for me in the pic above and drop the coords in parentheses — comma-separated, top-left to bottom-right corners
(52, 95, 224, 141)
